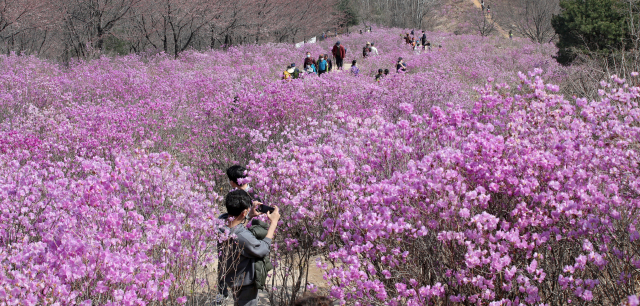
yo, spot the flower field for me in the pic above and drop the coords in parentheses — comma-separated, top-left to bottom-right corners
(1, 27, 639, 305)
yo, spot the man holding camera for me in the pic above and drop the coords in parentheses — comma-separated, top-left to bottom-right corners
(218, 166, 279, 306)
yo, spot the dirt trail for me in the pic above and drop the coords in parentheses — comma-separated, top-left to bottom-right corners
(470, 0, 509, 38)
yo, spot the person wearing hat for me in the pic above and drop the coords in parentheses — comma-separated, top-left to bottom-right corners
(332, 41, 346, 70)
(362, 42, 372, 58)
(289, 63, 300, 79)
(396, 57, 407, 73)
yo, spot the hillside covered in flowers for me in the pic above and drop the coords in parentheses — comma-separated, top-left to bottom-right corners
(1, 27, 639, 305)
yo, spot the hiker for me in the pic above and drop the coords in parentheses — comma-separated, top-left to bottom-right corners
(282, 65, 292, 80)
(396, 57, 407, 73)
(481, 0, 485, 11)
(282, 65, 291, 80)
(421, 31, 427, 50)
(362, 42, 372, 58)
(426, 40, 432, 51)
(360, 29, 363, 34)
(404, 33, 411, 44)
(332, 41, 346, 70)
(375, 69, 384, 82)
(283, 63, 300, 80)
(384, 68, 389, 76)
(303, 52, 317, 75)
(411, 29, 415, 36)
(324, 54, 333, 72)
(487, 5, 490, 14)
(304, 62, 316, 75)
(317, 55, 328, 76)
(370, 43, 379, 55)
(509, 30, 513, 40)
(218, 189, 280, 306)
(350, 60, 359, 76)
(410, 37, 417, 50)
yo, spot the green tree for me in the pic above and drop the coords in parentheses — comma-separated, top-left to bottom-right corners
(552, 0, 628, 65)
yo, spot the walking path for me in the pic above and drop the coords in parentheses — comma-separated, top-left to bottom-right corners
(470, 0, 509, 38)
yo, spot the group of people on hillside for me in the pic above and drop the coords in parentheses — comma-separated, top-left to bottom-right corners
(481, 0, 491, 14)
(362, 42, 378, 58)
(284, 30, 439, 81)
(216, 165, 334, 306)
(405, 30, 440, 51)
(283, 41, 348, 80)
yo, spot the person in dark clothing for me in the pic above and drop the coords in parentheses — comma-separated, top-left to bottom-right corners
(324, 54, 333, 72)
(362, 42, 372, 58)
(396, 57, 407, 73)
(332, 41, 346, 70)
(411, 29, 415, 36)
(218, 189, 281, 306)
(421, 31, 427, 50)
(404, 33, 411, 44)
(375, 68, 384, 81)
(283, 63, 300, 80)
(384, 68, 389, 76)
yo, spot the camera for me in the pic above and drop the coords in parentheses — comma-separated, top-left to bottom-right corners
(257, 204, 275, 213)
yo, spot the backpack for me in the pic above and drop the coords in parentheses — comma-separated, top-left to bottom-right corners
(283, 70, 291, 80)
(319, 60, 327, 71)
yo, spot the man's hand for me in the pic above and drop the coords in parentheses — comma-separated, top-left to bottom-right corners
(267, 206, 280, 222)
(248, 201, 263, 219)
(265, 206, 280, 240)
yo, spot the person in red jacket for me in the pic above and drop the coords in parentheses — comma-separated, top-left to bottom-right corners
(332, 41, 346, 70)
(303, 52, 317, 71)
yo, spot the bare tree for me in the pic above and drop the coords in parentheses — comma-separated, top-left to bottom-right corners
(59, 0, 144, 58)
(131, 0, 221, 57)
(0, 0, 57, 54)
(468, 8, 495, 37)
(355, 0, 440, 29)
(501, 0, 559, 43)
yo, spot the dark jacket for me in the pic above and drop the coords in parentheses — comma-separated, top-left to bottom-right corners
(218, 214, 272, 289)
(248, 219, 273, 290)
(332, 45, 346, 59)
(362, 46, 371, 57)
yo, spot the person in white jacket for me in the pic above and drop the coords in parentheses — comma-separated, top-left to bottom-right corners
(370, 43, 379, 55)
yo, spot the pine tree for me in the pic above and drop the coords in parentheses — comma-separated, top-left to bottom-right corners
(552, 0, 628, 65)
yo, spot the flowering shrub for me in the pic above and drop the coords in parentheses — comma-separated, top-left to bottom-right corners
(1, 27, 637, 305)
(249, 70, 640, 305)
